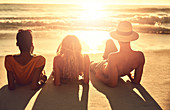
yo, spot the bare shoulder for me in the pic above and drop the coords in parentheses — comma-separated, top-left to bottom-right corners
(107, 52, 119, 66)
(138, 51, 145, 58)
(53, 55, 63, 70)
(108, 52, 119, 60)
(34, 55, 46, 64)
(83, 54, 90, 60)
(135, 51, 145, 64)
(83, 54, 90, 64)
(54, 55, 62, 62)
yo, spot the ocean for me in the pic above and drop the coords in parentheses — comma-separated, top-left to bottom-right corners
(0, 4, 170, 56)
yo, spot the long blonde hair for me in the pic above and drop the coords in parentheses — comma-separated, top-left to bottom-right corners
(57, 35, 84, 80)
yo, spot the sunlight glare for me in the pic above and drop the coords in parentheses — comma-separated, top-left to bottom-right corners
(72, 31, 111, 53)
(81, 2, 103, 10)
(79, 3, 105, 20)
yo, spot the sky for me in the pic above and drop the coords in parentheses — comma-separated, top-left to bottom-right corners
(0, 0, 170, 5)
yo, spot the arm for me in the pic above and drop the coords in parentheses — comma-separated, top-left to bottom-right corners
(133, 63, 144, 84)
(132, 52, 145, 84)
(106, 62, 118, 87)
(31, 65, 45, 90)
(95, 64, 110, 84)
(5, 56, 16, 90)
(7, 70, 16, 90)
(96, 55, 118, 87)
(83, 55, 90, 84)
(53, 56, 61, 86)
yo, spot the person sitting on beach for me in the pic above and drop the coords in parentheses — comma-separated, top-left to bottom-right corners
(52, 35, 90, 86)
(5, 29, 47, 90)
(91, 21, 145, 87)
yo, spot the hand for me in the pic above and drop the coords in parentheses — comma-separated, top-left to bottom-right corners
(128, 73, 135, 82)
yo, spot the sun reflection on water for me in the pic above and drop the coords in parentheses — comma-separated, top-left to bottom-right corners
(71, 31, 117, 53)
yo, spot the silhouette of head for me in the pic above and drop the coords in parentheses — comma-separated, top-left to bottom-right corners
(16, 29, 32, 52)
(58, 35, 82, 56)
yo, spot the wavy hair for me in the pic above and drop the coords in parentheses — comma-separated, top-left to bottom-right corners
(57, 35, 84, 80)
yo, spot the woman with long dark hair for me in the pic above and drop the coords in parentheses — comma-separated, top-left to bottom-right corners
(5, 29, 47, 90)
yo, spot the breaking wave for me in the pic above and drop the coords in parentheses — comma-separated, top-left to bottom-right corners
(1, 4, 170, 34)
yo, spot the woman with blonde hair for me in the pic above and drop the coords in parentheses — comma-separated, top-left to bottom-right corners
(53, 35, 90, 86)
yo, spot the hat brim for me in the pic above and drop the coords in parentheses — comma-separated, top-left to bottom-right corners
(110, 31, 139, 42)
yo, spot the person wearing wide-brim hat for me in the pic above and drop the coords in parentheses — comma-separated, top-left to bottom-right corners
(93, 21, 145, 87)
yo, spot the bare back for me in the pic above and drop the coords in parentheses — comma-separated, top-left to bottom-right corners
(53, 54, 90, 85)
(109, 50, 145, 76)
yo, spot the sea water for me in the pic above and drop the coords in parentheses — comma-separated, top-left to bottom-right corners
(0, 4, 170, 56)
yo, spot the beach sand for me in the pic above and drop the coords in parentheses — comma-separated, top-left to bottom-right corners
(0, 50, 169, 110)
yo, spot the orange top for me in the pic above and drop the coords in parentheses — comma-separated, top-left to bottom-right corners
(5, 55, 45, 85)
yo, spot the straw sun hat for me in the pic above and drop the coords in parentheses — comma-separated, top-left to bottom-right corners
(110, 21, 139, 42)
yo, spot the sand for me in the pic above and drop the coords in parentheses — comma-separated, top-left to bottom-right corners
(0, 50, 169, 110)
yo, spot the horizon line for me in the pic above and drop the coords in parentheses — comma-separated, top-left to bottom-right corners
(0, 2, 170, 6)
